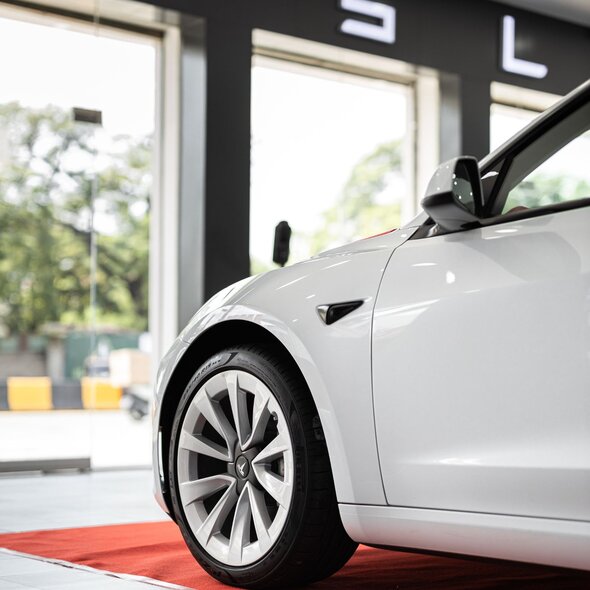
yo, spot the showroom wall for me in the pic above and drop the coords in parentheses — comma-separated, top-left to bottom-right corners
(137, 0, 590, 310)
(4, 0, 588, 330)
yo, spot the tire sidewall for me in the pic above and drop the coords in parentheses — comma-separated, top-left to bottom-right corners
(168, 347, 310, 587)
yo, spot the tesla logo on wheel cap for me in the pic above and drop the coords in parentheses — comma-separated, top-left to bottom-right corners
(236, 455, 250, 478)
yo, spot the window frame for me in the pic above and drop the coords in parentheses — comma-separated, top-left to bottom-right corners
(249, 35, 423, 269)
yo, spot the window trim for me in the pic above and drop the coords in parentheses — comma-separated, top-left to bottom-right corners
(478, 196, 590, 229)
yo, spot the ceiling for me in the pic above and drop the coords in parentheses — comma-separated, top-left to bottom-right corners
(499, 0, 590, 27)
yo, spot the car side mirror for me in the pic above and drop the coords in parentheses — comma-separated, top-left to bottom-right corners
(273, 220, 291, 267)
(421, 156, 483, 232)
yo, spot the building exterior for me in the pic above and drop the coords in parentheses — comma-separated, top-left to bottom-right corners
(0, 0, 589, 471)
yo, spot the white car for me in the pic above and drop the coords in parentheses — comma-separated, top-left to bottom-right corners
(153, 79, 590, 588)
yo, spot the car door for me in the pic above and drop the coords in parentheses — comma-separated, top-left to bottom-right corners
(372, 91, 590, 522)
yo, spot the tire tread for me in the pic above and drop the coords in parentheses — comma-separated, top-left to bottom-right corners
(239, 344, 357, 588)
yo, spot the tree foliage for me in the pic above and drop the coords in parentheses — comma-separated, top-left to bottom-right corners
(0, 102, 151, 336)
(309, 139, 403, 255)
(505, 173, 590, 211)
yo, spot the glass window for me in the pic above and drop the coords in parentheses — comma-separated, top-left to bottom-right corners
(250, 57, 414, 272)
(0, 12, 157, 469)
(495, 101, 590, 215)
(489, 83, 560, 151)
(490, 103, 538, 151)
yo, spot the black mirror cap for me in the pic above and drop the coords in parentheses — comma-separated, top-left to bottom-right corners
(273, 220, 292, 267)
(421, 156, 484, 232)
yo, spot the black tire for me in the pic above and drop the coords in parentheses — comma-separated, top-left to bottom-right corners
(168, 345, 357, 588)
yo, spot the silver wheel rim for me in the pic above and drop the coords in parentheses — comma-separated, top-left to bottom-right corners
(176, 369, 294, 567)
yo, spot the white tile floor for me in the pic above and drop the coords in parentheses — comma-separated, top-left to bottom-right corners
(0, 549, 187, 589)
(0, 470, 166, 532)
(0, 470, 182, 590)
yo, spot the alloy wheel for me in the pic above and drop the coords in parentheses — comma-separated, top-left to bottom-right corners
(176, 369, 294, 567)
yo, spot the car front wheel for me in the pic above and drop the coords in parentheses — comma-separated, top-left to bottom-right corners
(169, 345, 357, 588)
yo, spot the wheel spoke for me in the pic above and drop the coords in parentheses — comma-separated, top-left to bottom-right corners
(197, 389, 237, 458)
(226, 372, 251, 448)
(228, 483, 253, 561)
(247, 484, 272, 551)
(251, 432, 291, 507)
(252, 431, 290, 465)
(180, 474, 233, 506)
(252, 465, 290, 508)
(242, 384, 270, 450)
(197, 480, 238, 544)
(179, 430, 230, 461)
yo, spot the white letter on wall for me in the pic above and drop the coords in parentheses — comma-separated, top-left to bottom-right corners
(501, 15, 548, 79)
(339, 0, 396, 44)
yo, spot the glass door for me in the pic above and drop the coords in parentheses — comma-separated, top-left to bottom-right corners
(0, 7, 158, 469)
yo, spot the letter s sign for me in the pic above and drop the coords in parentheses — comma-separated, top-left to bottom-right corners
(338, 0, 396, 44)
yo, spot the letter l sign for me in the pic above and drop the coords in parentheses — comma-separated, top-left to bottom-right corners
(501, 15, 548, 79)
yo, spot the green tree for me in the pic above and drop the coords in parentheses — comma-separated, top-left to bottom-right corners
(309, 139, 403, 255)
(0, 102, 151, 339)
(505, 173, 590, 211)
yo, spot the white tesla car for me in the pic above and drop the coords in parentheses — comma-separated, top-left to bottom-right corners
(153, 79, 590, 588)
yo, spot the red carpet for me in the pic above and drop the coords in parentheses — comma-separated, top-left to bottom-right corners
(1, 521, 589, 589)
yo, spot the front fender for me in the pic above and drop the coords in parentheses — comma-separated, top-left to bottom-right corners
(155, 228, 416, 509)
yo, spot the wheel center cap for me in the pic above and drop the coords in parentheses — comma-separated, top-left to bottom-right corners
(235, 455, 250, 479)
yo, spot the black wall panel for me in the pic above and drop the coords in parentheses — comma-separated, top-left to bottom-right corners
(140, 0, 590, 298)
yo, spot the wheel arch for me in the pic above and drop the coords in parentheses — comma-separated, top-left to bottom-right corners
(158, 319, 328, 515)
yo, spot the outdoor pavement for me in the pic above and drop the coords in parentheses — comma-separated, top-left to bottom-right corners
(0, 410, 151, 468)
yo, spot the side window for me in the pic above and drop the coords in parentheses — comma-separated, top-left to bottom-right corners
(504, 130, 590, 213)
(494, 100, 590, 216)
